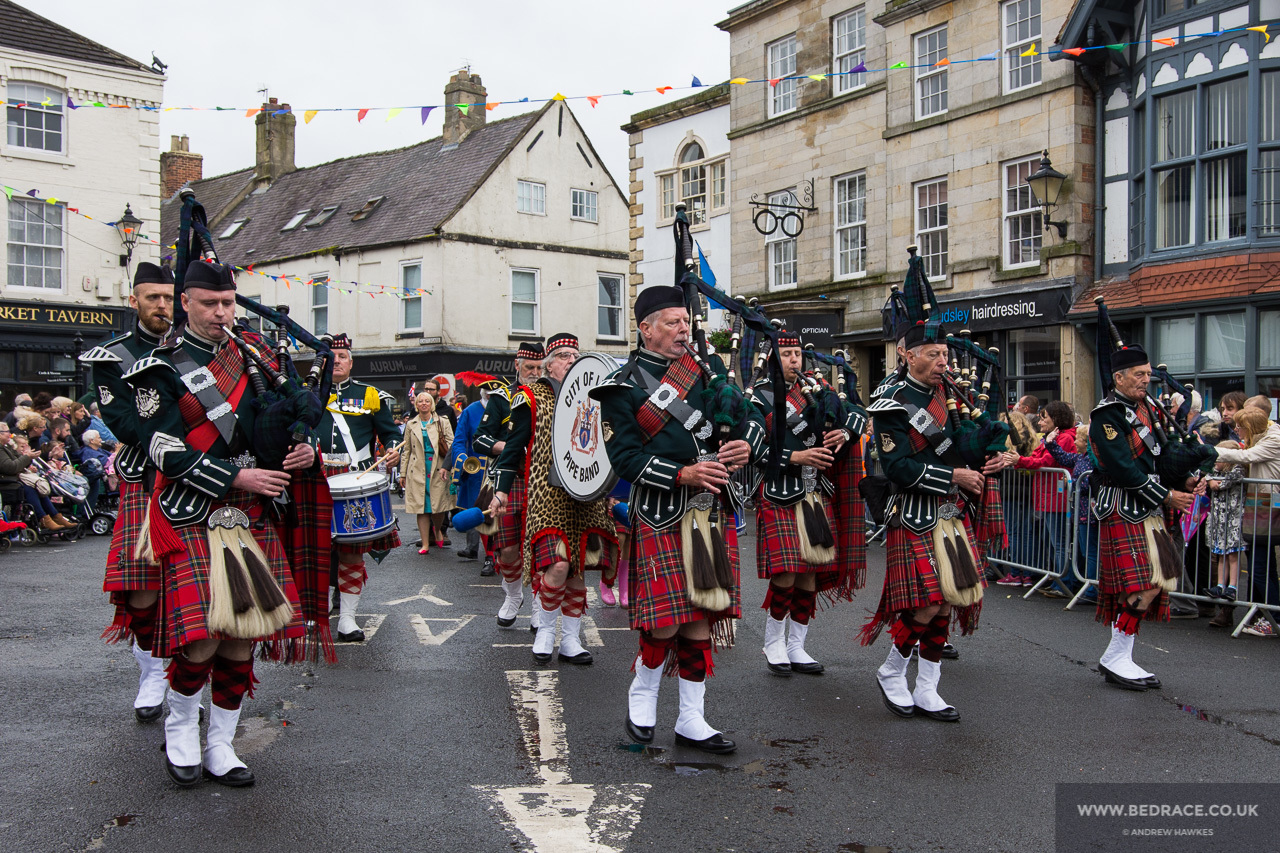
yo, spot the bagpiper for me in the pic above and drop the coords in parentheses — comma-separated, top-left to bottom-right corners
(750, 330, 866, 676)
(1089, 300, 1211, 690)
(316, 333, 402, 643)
(127, 260, 320, 786)
(491, 332, 617, 666)
(473, 341, 544, 627)
(591, 286, 767, 754)
(862, 252, 1010, 722)
(81, 261, 175, 722)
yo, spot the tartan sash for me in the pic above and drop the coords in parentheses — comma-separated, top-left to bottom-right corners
(176, 340, 251, 450)
(1089, 397, 1156, 464)
(634, 351, 703, 441)
(906, 384, 949, 453)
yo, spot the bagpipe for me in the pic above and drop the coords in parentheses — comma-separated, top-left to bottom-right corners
(173, 188, 334, 468)
(1094, 296, 1214, 485)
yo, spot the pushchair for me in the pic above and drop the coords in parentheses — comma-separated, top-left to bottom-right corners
(68, 455, 119, 535)
(21, 457, 87, 544)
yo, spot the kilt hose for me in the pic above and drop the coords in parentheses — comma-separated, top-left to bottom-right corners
(1095, 513, 1171, 626)
(153, 489, 304, 660)
(859, 514, 982, 646)
(492, 474, 527, 551)
(629, 507, 740, 650)
(102, 477, 160, 643)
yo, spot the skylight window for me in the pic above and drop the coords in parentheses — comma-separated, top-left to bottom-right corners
(351, 196, 384, 222)
(219, 218, 249, 239)
(304, 205, 339, 228)
(281, 209, 311, 232)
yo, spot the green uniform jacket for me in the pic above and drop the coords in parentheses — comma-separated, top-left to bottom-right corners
(866, 374, 959, 534)
(472, 385, 513, 458)
(1088, 393, 1171, 523)
(316, 378, 401, 466)
(79, 323, 164, 481)
(749, 378, 867, 505)
(589, 349, 767, 530)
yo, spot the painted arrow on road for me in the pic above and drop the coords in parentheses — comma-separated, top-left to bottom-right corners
(384, 584, 452, 607)
(407, 614, 475, 645)
(474, 670, 648, 852)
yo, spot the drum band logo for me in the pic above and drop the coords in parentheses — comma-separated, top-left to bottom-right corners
(571, 400, 600, 457)
(343, 496, 376, 533)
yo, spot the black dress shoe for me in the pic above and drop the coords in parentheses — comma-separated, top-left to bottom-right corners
(767, 660, 792, 676)
(135, 704, 163, 723)
(1099, 664, 1149, 691)
(165, 757, 202, 787)
(915, 704, 961, 722)
(940, 643, 959, 660)
(789, 660, 824, 675)
(205, 766, 255, 787)
(496, 613, 517, 628)
(877, 680, 915, 718)
(337, 628, 366, 643)
(458, 548, 478, 559)
(625, 715, 654, 744)
(560, 650, 594, 665)
(1140, 675, 1162, 689)
(480, 557, 495, 577)
(674, 732, 736, 754)
(532, 651, 553, 665)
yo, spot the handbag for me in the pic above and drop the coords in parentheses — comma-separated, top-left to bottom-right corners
(859, 474, 898, 526)
(18, 470, 51, 496)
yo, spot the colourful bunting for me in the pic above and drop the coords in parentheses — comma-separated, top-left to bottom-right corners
(1063, 47, 1086, 57)
(420, 106, 434, 124)
(387, 108, 402, 121)
(691, 76, 703, 87)
(66, 97, 78, 109)
(552, 93, 566, 101)
(357, 108, 370, 122)
(808, 73, 827, 80)
(1107, 44, 1126, 50)
(849, 63, 866, 74)
(587, 96, 599, 107)
(1019, 45, 1038, 57)
(730, 77, 748, 84)
(457, 104, 469, 115)
(890, 62, 908, 69)
(485, 102, 499, 111)
(934, 57, 950, 67)
(304, 109, 318, 124)
(768, 78, 780, 87)
(976, 52, 998, 60)
(1154, 37, 1177, 46)
(1249, 25, 1271, 42)
(2, 186, 11, 200)
(622, 90, 633, 95)
(245, 108, 261, 117)
(656, 86, 672, 94)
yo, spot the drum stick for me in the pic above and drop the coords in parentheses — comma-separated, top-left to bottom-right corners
(355, 441, 406, 479)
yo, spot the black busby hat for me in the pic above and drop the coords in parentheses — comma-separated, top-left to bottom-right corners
(634, 285, 686, 321)
(545, 332, 579, 354)
(133, 261, 174, 288)
(515, 340, 545, 360)
(330, 333, 352, 350)
(183, 259, 236, 291)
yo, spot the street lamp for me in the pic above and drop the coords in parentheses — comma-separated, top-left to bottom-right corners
(115, 203, 143, 267)
(1025, 150, 1069, 240)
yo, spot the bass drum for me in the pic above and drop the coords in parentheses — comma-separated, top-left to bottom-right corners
(551, 351, 622, 502)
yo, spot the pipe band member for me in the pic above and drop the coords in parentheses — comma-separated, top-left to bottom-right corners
(590, 286, 767, 755)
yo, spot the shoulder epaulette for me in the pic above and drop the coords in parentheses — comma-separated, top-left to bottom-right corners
(122, 354, 176, 380)
(510, 387, 532, 409)
(1091, 396, 1126, 416)
(79, 345, 123, 364)
(867, 396, 907, 413)
(377, 388, 395, 403)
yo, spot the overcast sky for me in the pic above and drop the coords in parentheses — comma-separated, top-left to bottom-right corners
(27, 0, 734, 188)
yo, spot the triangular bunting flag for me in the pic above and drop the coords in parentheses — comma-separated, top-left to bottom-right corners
(457, 104, 469, 115)
(769, 77, 781, 87)
(421, 106, 434, 124)
(691, 75, 703, 87)
(485, 102, 498, 110)
(1020, 45, 1038, 57)
(656, 86, 673, 94)
(359, 108, 372, 121)
(587, 96, 599, 107)
(25, 189, 37, 197)
(934, 57, 950, 67)
(66, 97, 78, 109)
(387, 108, 403, 121)
(730, 77, 749, 84)
(304, 110, 318, 124)
(519, 97, 530, 102)
(1154, 37, 1177, 46)
(1107, 43, 1126, 50)
(552, 93, 566, 101)
(1063, 47, 1086, 57)
(808, 73, 826, 80)
(977, 51, 998, 60)
(92, 102, 105, 108)
(850, 63, 867, 74)
(1248, 25, 1270, 42)
(3, 186, 13, 200)
(245, 108, 261, 117)
(622, 90, 633, 95)
(890, 62, 908, 69)
(46, 197, 57, 204)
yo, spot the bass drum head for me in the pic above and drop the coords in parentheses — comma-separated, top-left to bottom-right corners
(551, 351, 622, 502)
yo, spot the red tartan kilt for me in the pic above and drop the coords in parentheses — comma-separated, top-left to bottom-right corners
(154, 490, 304, 658)
(531, 526, 618, 577)
(1096, 513, 1169, 624)
(755, 496, 836, 578)
(104, 478, 160, 592)
(879, 525, 949, 614)
(492, 475, 526, 550)
(629, 511, 740, 631)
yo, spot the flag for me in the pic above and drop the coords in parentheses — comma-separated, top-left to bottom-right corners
(408, 382, 416, 404)
(696, 242, 727, 310)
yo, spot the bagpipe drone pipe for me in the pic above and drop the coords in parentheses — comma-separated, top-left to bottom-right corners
(174, 188, 334, 469)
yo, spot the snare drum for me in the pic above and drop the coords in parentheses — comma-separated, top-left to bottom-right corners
(328, 470, 395, 544)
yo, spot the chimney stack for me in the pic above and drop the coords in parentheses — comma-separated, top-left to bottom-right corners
(254, 97, 296, 187)
(442, 71, 486, 146)
(160, 134, 202, 198)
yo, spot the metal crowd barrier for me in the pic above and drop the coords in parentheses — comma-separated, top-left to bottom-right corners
(986, 466, 1077, 600)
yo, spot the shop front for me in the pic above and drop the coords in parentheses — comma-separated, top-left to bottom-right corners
(0, 298, 132, 408)
(353, 348, 519, 414)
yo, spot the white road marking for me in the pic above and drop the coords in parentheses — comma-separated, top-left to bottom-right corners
(408, 614, 475, 645)
(493, 643, 533, 648)
(474, 670, 648, 852)
(332, 614, 386, 644)
(580, 613, 604, 648)
(384, 584, 452, 607)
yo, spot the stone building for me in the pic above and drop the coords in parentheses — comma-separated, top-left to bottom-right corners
(622, 83, 732, 340)
(0, 0, 164, 405)
(717, 0, 1097, 410)
(161, 72, 628, 406)
(1059, 0, 1280, 410)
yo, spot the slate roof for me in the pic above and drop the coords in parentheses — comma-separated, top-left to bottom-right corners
(161, 105, 549, 266)
(0, 1, 155, 74)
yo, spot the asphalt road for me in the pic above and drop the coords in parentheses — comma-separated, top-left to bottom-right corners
(1, 504, 1277, 853)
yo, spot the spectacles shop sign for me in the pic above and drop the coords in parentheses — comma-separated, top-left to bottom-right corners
(933, 287, 1071, 333)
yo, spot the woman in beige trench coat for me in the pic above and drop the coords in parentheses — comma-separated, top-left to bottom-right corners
(400, 392, 456, 554)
